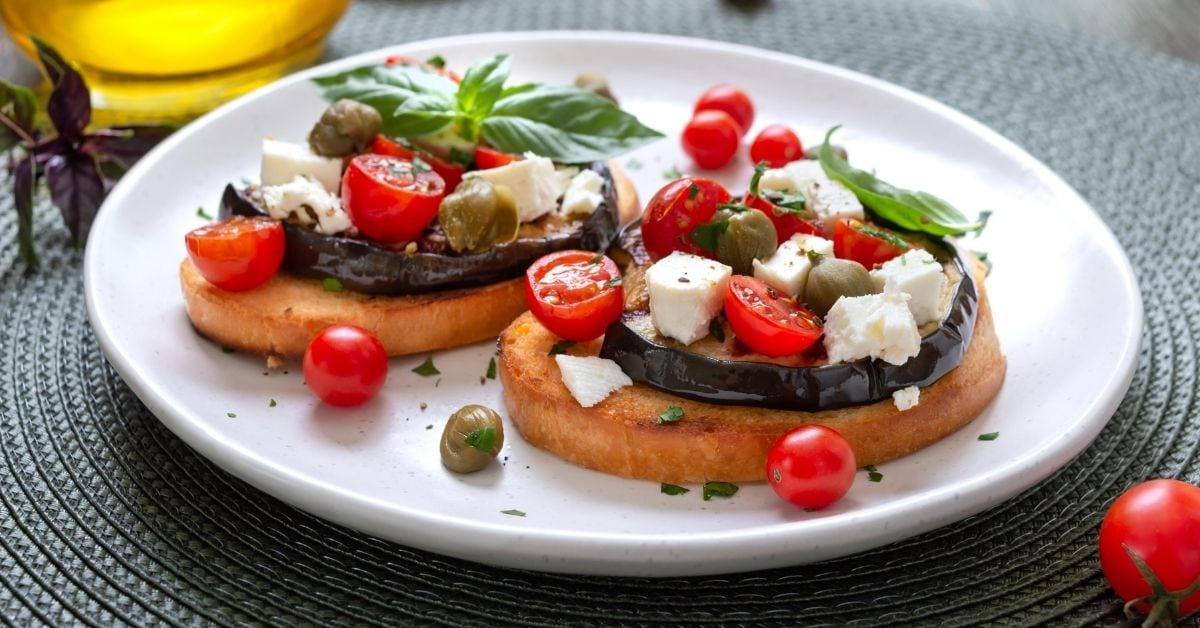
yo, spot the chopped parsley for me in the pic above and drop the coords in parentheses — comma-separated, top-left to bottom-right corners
(501, 509, 526, 517)
(806, 249, 825, 263)
(321, 277, 344, 292)
(865, 465, 883, 482)
(656, 406, 684, 424)
(978, 432, 1000, 441)
(226, 412, 237, 418)
(606, 277, 622, 288)
(425, 54, 446, 68)
(196, 207, 213, 220)
(687, 182, 701, 199)
(412, 355, 440, 377)
(486, 357, 497, 380)
(769, 192, 808, 214)
(410, 156, 432, 175)
(715, 201, 749, 213)
(689, 218, 730, 253)
(548, 340, 575, 356)
(662, 165, 682, 180)
(853, 222, 910, 251)
(268, 399, 277, 408)
(426, 424, 433, 430)
(661, 483, 690, 496)
(464, 426, 497, 452)
(702, 482, 738, 501)
(448, 146, 474, 167)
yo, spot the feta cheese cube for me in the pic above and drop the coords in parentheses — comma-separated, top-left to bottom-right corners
(464, 153, 566, 223)
(757, 159, 829, 194)
(804, 179, 864, 232)
(823, 292, 920, 365)
(555, 355, 632, 408)
(261, 175, 350, 235)
(870, 249, 948, 325)
(559, 169, 605, 217)
(646, 252, 732, 345)
(260, 139, 343, 193)
(892, 385, 920, 411)
(752, 234, 835, 298)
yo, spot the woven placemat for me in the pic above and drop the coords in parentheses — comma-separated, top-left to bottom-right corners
(3, 0, 1198, 624)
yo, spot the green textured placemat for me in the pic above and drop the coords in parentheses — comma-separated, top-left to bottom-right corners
(3, 0, 1199, 625)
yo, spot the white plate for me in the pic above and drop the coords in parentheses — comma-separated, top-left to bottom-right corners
(84, 32, 1141, 577)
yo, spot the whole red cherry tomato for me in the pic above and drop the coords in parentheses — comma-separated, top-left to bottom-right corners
(765, 425, 857, 510)
(341, 154, 446, 244)
(302, 325, 388, 407)
(750, 124, 803, 168)
(369, 135, 465, 192)
(681, 109, 741, 170)
(473, 146, 520, 170)
(832, 218, 910, 268)
(525, 251, 625, 342)
(184, 216, 284, 292)
(1099, 479, 1200, 624)
(640, 177, 732, 260)
(724, 275, 824, 357)
(694, 84, 755, 136)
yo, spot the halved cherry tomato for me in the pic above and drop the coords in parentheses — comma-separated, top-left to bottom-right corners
(694, 84, 754, 136)
(750, 124, 803, 168)
(766, 425, 857, 510)
(743, 192, 822, 245)
(724, 275, 823, 357)
(525, 250, 624, 342)
(302, 325, 388, 407)
(184, 216, 284, 292)
(681, 109, 740, 170)
(341, 154, 446, 244)
(832, 218, 910, 268)
(369, 135, 465, 192)
(473, 146, 520, 170)
(383, 55, 461, 83)
(640, 177, 732, 260)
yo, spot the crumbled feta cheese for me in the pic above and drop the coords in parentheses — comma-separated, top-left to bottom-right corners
(804, 179, 864, 232)
(871, 249, 948, 325)
(260, 175, 351, 235)
(464, 153, 565, 222)
(559, 169, 605, 217)
(753, 234, 835, 298)
(758, 159, 829, 194)
(823, 292, 920, 365)
(646, 252, 732, 345)
(892, 386, 920, 411)
(260, 139, 343, 193)
(555, 355, 632, 407)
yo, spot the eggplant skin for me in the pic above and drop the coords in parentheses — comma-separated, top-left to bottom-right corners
(219, 163, 621, 295)
(598, 242, 979, 411)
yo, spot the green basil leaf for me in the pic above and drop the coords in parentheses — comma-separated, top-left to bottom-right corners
(0, 80, 37, 152)
(702, 481, 739, 501)
(689, 219, 729, 253)
(464, 426, 497, 452)
(456, 54, 510, 121)
(311, 64, 457, 137)
(818, 126, 981, 236)
(482, 85, 663, 163)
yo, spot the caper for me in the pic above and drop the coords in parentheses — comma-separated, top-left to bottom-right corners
(715, 209, 777, 275)
(805, 257, 877, 316)
(438, 178, 520, 253)
(440, 404, 505, 473)
(573, 72, 617, 103)
(307, 99, 382, 157)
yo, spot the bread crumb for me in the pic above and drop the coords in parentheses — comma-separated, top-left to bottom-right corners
(265, 354, 284, 369)
(893, 386, 920, 411)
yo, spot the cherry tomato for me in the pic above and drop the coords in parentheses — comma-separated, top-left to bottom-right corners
(184, 216, 284, 292)
(473, 146, 520, 170)
(302, 325, 388, 407)
(1099, 479, 1200, 622)
(525, 250, 624, 342)
(694, 84, 754, 136)
(749, 124, 803, 168)
(765, 425, 857, 510)
(681, 110, 741, 170)
(640, 177, 732, 260)
(369, 135, 465, 192)
(832, 218, 911, 268)
(383, 55, 461, 83)
(341, 154, 446, 244)
(724, 275, 823, 357)
(743, 192, 823, 245)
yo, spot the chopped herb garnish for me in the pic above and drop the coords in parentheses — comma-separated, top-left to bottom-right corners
(588, 253, 604, 265)
(769, 192, 808, 214)
(687, 182, 701, 199)
(663, 165, 682, 180)
(865, 464, 883, 482)
(412, 355, 440, 376)
(486, 357, 497, 380)
(196, 207, 213, 220)
(656, 406, 684, 424)
(625, 158, 643, 171)
(606, 277, 622, 288)
(321, 277, 344, 292)
(268, 399, 276, 408)
(448, 146, 474, 167)
(426, 424, 433, 430)
(978, 431, 1000, 441)
(226, 412, 237, 418)
(715, 201, 749, 213)
(501, 509, 526, 517)
(806, 249, 825, 263)
(689, 218, 730, 253)
(425, 54, 446, 68)
(853, 222, 911, 251)
(975, 209, 994, 234)
(748, 161, 768, 197)
(661, 483, 690, 496)
(464, 426, 497, 452)
(411, 156, 432, 175)
(708, 317, 726, 343)
(702, 481, 739, 501)
(548, 340, 575, 355)
(221, 346, 236, 354)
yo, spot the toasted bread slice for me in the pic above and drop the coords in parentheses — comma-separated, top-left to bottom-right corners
(498, 265, 1005, 483)
(181, 162, 638, 361)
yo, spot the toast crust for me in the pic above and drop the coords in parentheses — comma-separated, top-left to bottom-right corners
(499, 267, 1005, 483)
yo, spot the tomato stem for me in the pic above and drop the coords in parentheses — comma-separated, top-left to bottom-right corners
(1121, 544, 1200, 627)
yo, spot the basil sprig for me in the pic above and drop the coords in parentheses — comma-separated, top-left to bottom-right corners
(312, 54, 663, 163)
(818, 126, 984, 236)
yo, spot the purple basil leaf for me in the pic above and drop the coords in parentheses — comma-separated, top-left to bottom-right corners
(44, 152, 105, 247)
(14, 155, 39, 269)
(84, 125, 174, 168)
(31, 36, 90, 141)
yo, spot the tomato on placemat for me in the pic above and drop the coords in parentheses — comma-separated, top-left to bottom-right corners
(694, 84, 755, 136)
(641, 177, 732, 260)
(369, 135, 465, 191)
(743, 192, 822, 245)
(184, 216, 284, 292)
(749, 124, 802, 167)
(341, 154, 446, 244)
(525, 250, 624, 342)
(765, 425, 856, 510)
(473, 146, 520, 170)
(303, 325, 388, 407)
(724, 275, 823, 357)
(681, 109, 741, 170)
(833, 218, 910, 268)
